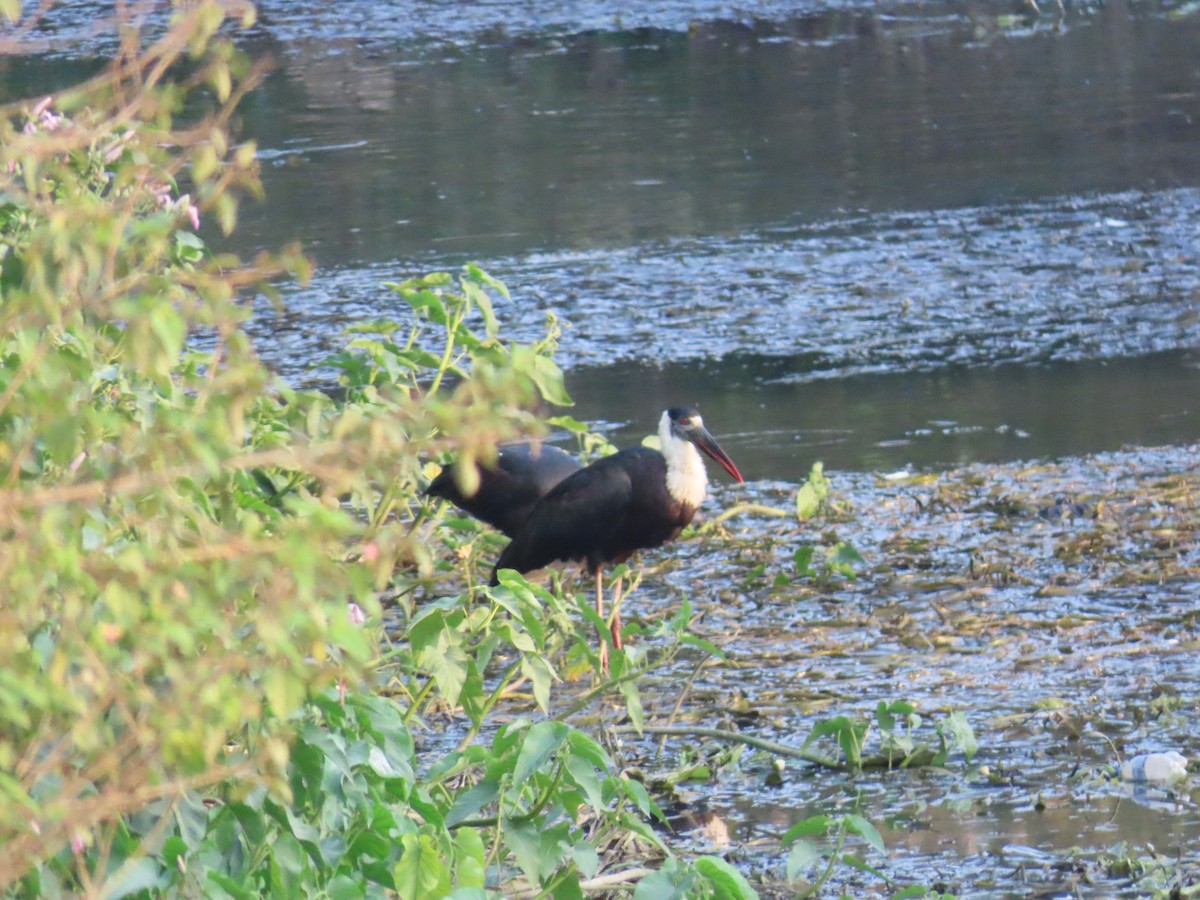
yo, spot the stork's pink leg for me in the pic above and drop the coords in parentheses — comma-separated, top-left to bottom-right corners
(595, 565, 609, 672)
(610, 574, 623, 652)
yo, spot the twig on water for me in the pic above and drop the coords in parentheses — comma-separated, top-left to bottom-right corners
(614, 724, 842, 768)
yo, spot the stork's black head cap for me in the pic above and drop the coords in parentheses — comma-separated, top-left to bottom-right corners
(667, 404, 701, 425)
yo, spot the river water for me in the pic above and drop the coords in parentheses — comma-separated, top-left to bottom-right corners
(234, 0, 1200, 476)
(6, 1, 1196, 473)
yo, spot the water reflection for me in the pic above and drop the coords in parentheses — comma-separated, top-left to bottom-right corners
(717, 782, 1200, 894)
(727, 781, 1198, 854)
(225, 2, 1200, 266)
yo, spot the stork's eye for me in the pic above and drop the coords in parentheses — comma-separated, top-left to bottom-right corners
(678, 417, 690, 425)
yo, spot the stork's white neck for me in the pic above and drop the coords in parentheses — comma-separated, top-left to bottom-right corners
(659, 410, 708, 509)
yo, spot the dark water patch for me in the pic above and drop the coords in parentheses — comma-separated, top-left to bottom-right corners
(0, 55, 104, 103)
(563, 350, 1200, 478)
(211, 3, 1200, 267)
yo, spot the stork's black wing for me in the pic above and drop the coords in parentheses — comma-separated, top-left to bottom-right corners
(490, 449, 650, 582)
(427, 444, 581, 536)
(497, 445, 581, 495)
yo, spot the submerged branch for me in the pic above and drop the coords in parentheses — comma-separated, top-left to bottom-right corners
(701, 502, 792, 530)
(618, 724, 942, 771)
(615, 724, 842, 768)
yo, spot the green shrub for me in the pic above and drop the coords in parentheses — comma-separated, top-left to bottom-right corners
(0, 3, 564, 892)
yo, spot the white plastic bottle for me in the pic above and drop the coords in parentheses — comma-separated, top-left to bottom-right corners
(1120, 751, 1188, 783)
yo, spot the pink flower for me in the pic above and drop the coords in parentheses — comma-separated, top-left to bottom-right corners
(347, 602, 366, 627)
(23, 98, 63, 133)
(176, 193, 200, 230)
(152, 183, 173, 208)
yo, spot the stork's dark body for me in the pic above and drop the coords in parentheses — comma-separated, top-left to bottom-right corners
(426, 444, 581, 537)
(490, 446, 696, 582)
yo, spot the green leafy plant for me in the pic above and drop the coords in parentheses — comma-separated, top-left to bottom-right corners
(801, 703, 977, 773)
(765, 462, 867, 586)
(0, 10, 761, 894)
(782, 812, 886, 897)
(1096, 842, 1197, 900)
(547, 413, 619, 462)
(789, 541, 865, 582)
(0, 2, 571, 892)
(804, 716, 872, 771)
(795, 462, 831, 520)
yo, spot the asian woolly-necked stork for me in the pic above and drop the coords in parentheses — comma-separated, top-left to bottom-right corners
(425, 443, 582, 537)
(490, 406, 744, 669)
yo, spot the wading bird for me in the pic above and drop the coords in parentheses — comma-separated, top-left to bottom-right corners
(425, 443, 581, 537)
(490, 406, 744, 669)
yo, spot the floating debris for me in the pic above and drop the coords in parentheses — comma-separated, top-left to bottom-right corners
(1120, 751, 1189, 784)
